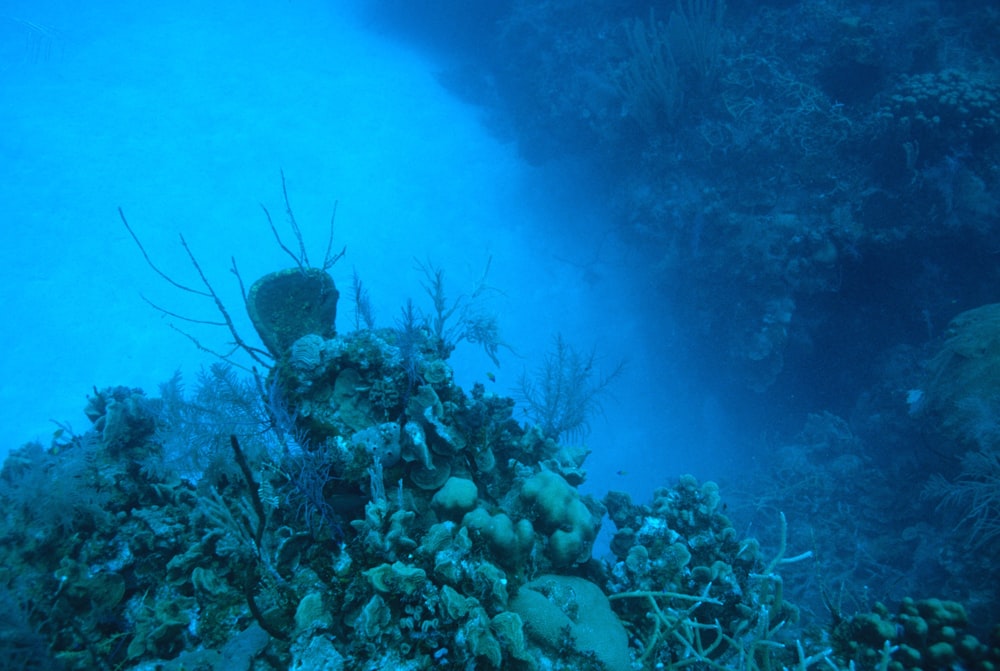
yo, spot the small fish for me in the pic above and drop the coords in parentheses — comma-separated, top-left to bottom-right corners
(485, 372, 496, 383)
(616, 469, 628, 476)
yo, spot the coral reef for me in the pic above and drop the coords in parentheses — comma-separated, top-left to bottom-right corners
(11, 157, 1000, 668)
(7, 257, 980, 671)
(830, 598, 1000, 671)
(511, 575, 630, 671)
(604, 476, 804, 669)
(369, 0, 1000, 402)
(884, 69, 1000, 164)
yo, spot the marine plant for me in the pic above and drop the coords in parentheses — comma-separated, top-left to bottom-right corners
(923, 449, 1000, 550)
(517, 333, 624, 441)
(415, 256, 508, 366)
(615, 0, 727, 133)
(913, 304, 1000, 566)
(350, 267, 377, 331)
(0, 587, 61, 671)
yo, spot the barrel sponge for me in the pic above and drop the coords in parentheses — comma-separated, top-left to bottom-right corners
(519, 470, 599, 566)
(510, 575, 630, 671)
(432, 477, 478, 521)
(247, 267, 338, 356)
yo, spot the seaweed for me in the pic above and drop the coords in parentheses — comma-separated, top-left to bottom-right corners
(415, 257, 510, 366)
(350, 267, 377, 331)
(0, 438, 111, 536)
(147, 364, 275, 485)
(283, 443, 345, 542)
(923, 449, 1000, 550)
(0, 587, 62, 671)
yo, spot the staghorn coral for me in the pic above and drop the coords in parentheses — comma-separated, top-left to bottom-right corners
(604, 475, 803, 670)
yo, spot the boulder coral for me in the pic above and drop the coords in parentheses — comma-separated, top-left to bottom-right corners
(511, 575, 631, 671)
(518, 469, 602, 567)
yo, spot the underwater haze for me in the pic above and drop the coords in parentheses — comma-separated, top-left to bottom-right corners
(1, 0, 999, 669)
(0, 0, 709, 499)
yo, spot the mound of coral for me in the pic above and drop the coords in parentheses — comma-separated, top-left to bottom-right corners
(1, 266, 996, 671)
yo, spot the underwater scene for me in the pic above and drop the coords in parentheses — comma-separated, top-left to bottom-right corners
(1, 0, 998, 669)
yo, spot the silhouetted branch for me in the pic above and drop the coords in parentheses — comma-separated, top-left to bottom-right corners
(260, 201, 304, 271)
(323, 201, 346, 270)
(118, 207, 272, 369)
(230, 434, 266, 553)
(119, 207, 209, 297)
(351, 267, 377, 330)
(261, 170, 345, 271)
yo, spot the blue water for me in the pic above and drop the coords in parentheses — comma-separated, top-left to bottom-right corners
(0, 0, 724, 508)
(3, 1, 999, 667)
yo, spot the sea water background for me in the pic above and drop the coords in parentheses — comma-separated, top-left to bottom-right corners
(0, 0, 735, 507)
